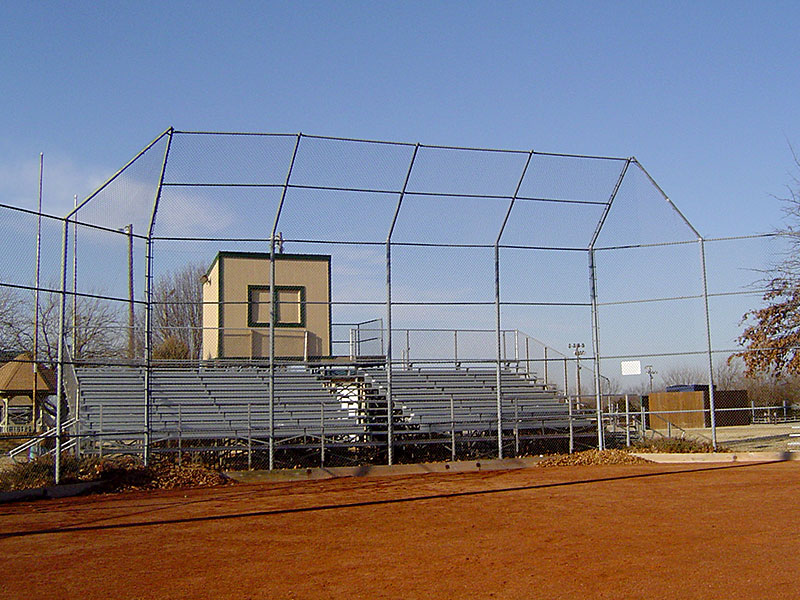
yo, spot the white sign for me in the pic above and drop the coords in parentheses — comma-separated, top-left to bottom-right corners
(621, 360, 641, 376)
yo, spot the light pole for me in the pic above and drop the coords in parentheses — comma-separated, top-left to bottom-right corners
(32, 154, 43, 431)
(568, 343, 585, 404)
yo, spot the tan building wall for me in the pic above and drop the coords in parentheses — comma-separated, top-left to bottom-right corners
(201, 259, 220, 360)
(201, 252, 331, 359)
(648, 391, 707, 430)
(648, 390, 750, 430)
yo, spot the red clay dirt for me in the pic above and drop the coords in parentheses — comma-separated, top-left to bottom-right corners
(1, 461, 798, 599)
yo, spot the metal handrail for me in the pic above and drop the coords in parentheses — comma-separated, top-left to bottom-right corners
(646, 416, 713, 444)
(8, 417, 78, 460)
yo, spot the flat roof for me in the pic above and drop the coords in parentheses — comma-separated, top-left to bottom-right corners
(205, 251, 331, 278)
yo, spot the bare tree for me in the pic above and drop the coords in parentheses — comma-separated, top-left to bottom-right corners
(0, 286, 26, 351)
(713, 357, 745, 390)
(1, 285, 123, 365)
(656, 359, 745, 391)
(659, 364, 705, 389)
(34, 292, 122, 364)
(600, 376, 622, 395)
(152, 264, 204, 360)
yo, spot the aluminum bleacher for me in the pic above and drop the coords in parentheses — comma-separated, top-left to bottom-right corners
(72, 364, 585, 454)
(74, 365, 361, 445)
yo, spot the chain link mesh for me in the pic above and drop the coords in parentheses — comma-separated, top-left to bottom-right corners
(2, 131, 798, 491)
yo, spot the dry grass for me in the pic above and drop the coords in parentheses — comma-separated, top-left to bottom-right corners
(633, 437, 726, 453)
(0, 455, 232, 493)
(537, 449, 652, 467)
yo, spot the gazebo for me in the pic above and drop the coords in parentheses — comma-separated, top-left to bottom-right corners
(0, 353, 55, 433)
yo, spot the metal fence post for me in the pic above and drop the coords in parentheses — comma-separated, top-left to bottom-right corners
(589, 249, 604, 451)
(269, 133, 302, 471)
(247, 402, 252, 471)
(494, 244, 504, 459)
(526, 338, 531, 377)
(71, 195, 78, 363)
(699, 238, 718, 449)
(568, 395, 574, 454)
(177, 404, 182, 464)
(320, 401, 325, 468)
(385, 241, 394, 464)
(542, 345, 546, 383)
(385, 144, 419, 466)
(640, 398, 647, 440)
(625, 394, 631, 447)
(450, 394, 456, 462)
(585, 159, 630, 453)
(99, 405, 104, 460)
(54, 217, 70, 484)
(143, 238, 153, 465)
(75, 380, 81, 459)
(492, 151, 533, 460)
(142, 129, 173, 467)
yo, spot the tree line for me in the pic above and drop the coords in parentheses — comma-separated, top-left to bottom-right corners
(0, 264, 204, 364)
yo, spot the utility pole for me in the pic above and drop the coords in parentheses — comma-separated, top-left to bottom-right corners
(568, 343, 585, 404)
(120, 225, 135, 360)
(644, 364, 657, 394)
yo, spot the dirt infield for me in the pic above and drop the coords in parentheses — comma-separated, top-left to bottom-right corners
(1, 462, 798, 599)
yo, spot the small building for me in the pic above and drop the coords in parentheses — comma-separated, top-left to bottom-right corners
(201, 251, 331, 360)
(647, 385, 750, 430)
(0, 353, 56, 433)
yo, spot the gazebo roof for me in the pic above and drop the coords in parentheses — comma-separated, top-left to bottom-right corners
(0, 353, 56, 395)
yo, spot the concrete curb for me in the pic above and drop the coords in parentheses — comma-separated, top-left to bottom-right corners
(0, 480, 104, 504)
(229, 451, 800, 483)
(633, 451, 800, 463)
(228, 456, 545, 483)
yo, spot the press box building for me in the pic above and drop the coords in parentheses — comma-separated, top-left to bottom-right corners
(201, 252, 332, 360)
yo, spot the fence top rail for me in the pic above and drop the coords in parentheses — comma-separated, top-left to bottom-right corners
(169, 129, 631, 161)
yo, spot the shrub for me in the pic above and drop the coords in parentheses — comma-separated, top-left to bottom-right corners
(633, 437, 726, 453)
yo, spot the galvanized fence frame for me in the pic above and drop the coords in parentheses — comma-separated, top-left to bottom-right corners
(1, 129, 797, 487)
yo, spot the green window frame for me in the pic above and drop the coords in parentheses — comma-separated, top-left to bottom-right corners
(247, 285, 306, 328)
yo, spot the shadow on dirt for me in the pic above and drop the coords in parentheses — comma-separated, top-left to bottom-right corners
(0, 461, 777, 540)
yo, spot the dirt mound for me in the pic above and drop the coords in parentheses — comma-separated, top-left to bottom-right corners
(536, 449, 651, 467)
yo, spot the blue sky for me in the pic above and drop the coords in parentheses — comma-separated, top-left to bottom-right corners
(3, 1, 800, 390)
(1, 0, 799, 238)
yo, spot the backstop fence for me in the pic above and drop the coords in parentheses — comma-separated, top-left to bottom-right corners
(0, 129, 796, 485)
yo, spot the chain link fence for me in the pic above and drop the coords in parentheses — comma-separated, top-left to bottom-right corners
(1, 129, 798, 490)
